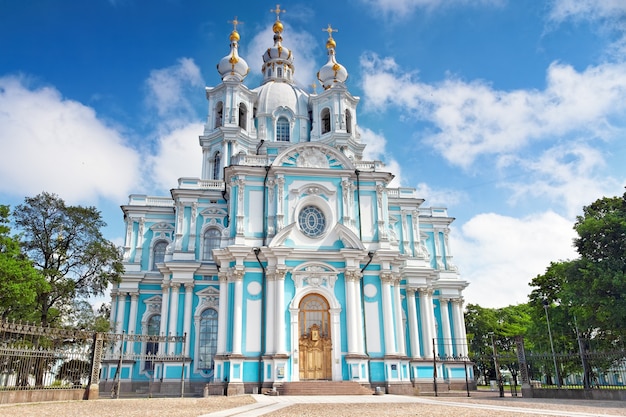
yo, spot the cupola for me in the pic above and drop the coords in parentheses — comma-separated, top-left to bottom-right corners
(317, 24, 348, 89)
(217, 17, 249, 82)
(261, 5, 295, 84)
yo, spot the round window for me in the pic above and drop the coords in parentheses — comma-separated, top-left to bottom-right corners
(298, 205, 326, 237)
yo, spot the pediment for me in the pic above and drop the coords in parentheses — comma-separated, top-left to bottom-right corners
(150, 222, 174, 232)
(273, 143, 355, 170)
(268, 222, 364, 250)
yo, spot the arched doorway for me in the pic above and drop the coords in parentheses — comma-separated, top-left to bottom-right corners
(298, 293, 332, 380)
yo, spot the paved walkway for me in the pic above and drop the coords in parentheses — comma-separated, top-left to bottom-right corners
(199, 394, 626, 417)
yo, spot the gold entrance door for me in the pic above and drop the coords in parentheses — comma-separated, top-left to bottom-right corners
(298, 294, 332, 380)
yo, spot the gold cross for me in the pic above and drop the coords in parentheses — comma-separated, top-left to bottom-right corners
(270, 4, 286, 20)
(228, 16, 243, 31)
(323, 24, 338, 37)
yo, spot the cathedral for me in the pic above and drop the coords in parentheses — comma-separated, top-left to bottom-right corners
(104, 8, 470, 396)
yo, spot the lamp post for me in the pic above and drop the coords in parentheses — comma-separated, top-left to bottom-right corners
(542, 300, 561, 387)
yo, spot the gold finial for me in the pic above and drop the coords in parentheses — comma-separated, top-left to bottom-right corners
(228, 16, 243, 32)
(270, 4, 286, 21)
(311, 82, 317, 94)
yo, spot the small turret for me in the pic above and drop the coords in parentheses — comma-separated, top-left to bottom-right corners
(317, 24, 348, 89)
(217, 17, 249, 82)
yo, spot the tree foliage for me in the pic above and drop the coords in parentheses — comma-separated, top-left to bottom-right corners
(529, 191, 626, 348)
(0, 205, 49, 320)
(13, 192, 123, 325)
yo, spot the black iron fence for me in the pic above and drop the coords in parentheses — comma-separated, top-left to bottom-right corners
(0, 321, 94, 390)
(471, 336, 626, 395)
(0, 320, 186, 401)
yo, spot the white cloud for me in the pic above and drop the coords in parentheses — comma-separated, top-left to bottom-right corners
(143, 59, 206, 193)
(145, 58, 204, 125)
(548, 0, 626, 23)
(356, 0, 503, 19)
(0, 75, 140, 204)
(415, 182, 464, 208)
(500, 142, 625, 218)
(145, 122, 204, 192)
(452, 211, 578, 308)
(360, 53, 626, 169)
(548, 0, 626, 57)
(360, 126, 402, 187)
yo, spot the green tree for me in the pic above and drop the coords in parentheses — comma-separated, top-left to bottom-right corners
(530, 191, 626, 348)
(0, 205, 49, 320)
(13, 192, 123, 326)
(465, 303, 531, 383)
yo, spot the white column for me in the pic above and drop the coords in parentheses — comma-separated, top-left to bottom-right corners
(355, 274, 365, 354)
(275, 267, 287, 354)
(115, 292, 126, 334)
(393, 277, 406, 356)
(159, 283, 170, 353)
(407, 289, 421, 358)
(183, 283, 194, 356)
(217, 272, 229, 354)
(168, 283, 180, 354)
(115, 292, 127, 354)
(345, 270, 359, 354)
(265, 271, 276, 354)
(126, 292, 139, 354)
(452, 298, 467, 356)
(440, 298, 452, 357)
(110, 289, 118, 331)
(380, 272, 396, 355)
(231, 269, 244, 355)
(419, 289, 434, 358)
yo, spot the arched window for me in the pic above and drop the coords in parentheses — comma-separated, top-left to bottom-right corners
(299, 294, 330, 338)
(239, 103, 247, 130)
(321, 108, 331, 134)
(215, 102, 223, 128)
(345, 110, 352, 134)
(212, 152, 221, 180)
(203, 228, 221, 261)
(144, 314, 160, 370)
(152, 241, 168, 270)
(198, 309, 218, 370)
(276, 117, 290, 142)
(277, 67, 283, 78)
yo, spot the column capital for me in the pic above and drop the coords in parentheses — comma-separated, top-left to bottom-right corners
(129, 292, 139, 299)
(161, 283, 169, 291)
(451, 297, 464, 306)
(380, 271, 395, 284)
(344, 268, 362, 282)
(417, 287, 434, 296)
(232, 267, 244, 281)
(184, 282, 195, 291)
(170, 281, 181, 290)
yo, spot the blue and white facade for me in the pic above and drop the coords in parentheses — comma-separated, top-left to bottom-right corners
(106, 13, 470, 395)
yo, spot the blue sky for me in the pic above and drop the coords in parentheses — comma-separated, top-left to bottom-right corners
(1, 0, 625, 308)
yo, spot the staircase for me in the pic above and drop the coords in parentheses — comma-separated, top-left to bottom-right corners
(276, 381, 374, 396)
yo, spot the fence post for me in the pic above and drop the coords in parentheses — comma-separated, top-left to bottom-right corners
(87, 332, 104, 400)
(180, 332, 186, 398)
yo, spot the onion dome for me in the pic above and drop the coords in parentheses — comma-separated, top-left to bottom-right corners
(317, 24, 348, 89)
(261, 5, 295, 84)
(217, 17, 249, 82)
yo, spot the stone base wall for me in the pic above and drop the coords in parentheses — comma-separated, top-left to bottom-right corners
(0, 388, 85, 404)
(524, 387, 626, 401)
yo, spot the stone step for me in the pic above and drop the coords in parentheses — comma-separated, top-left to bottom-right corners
(276, 381, 374, 396)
